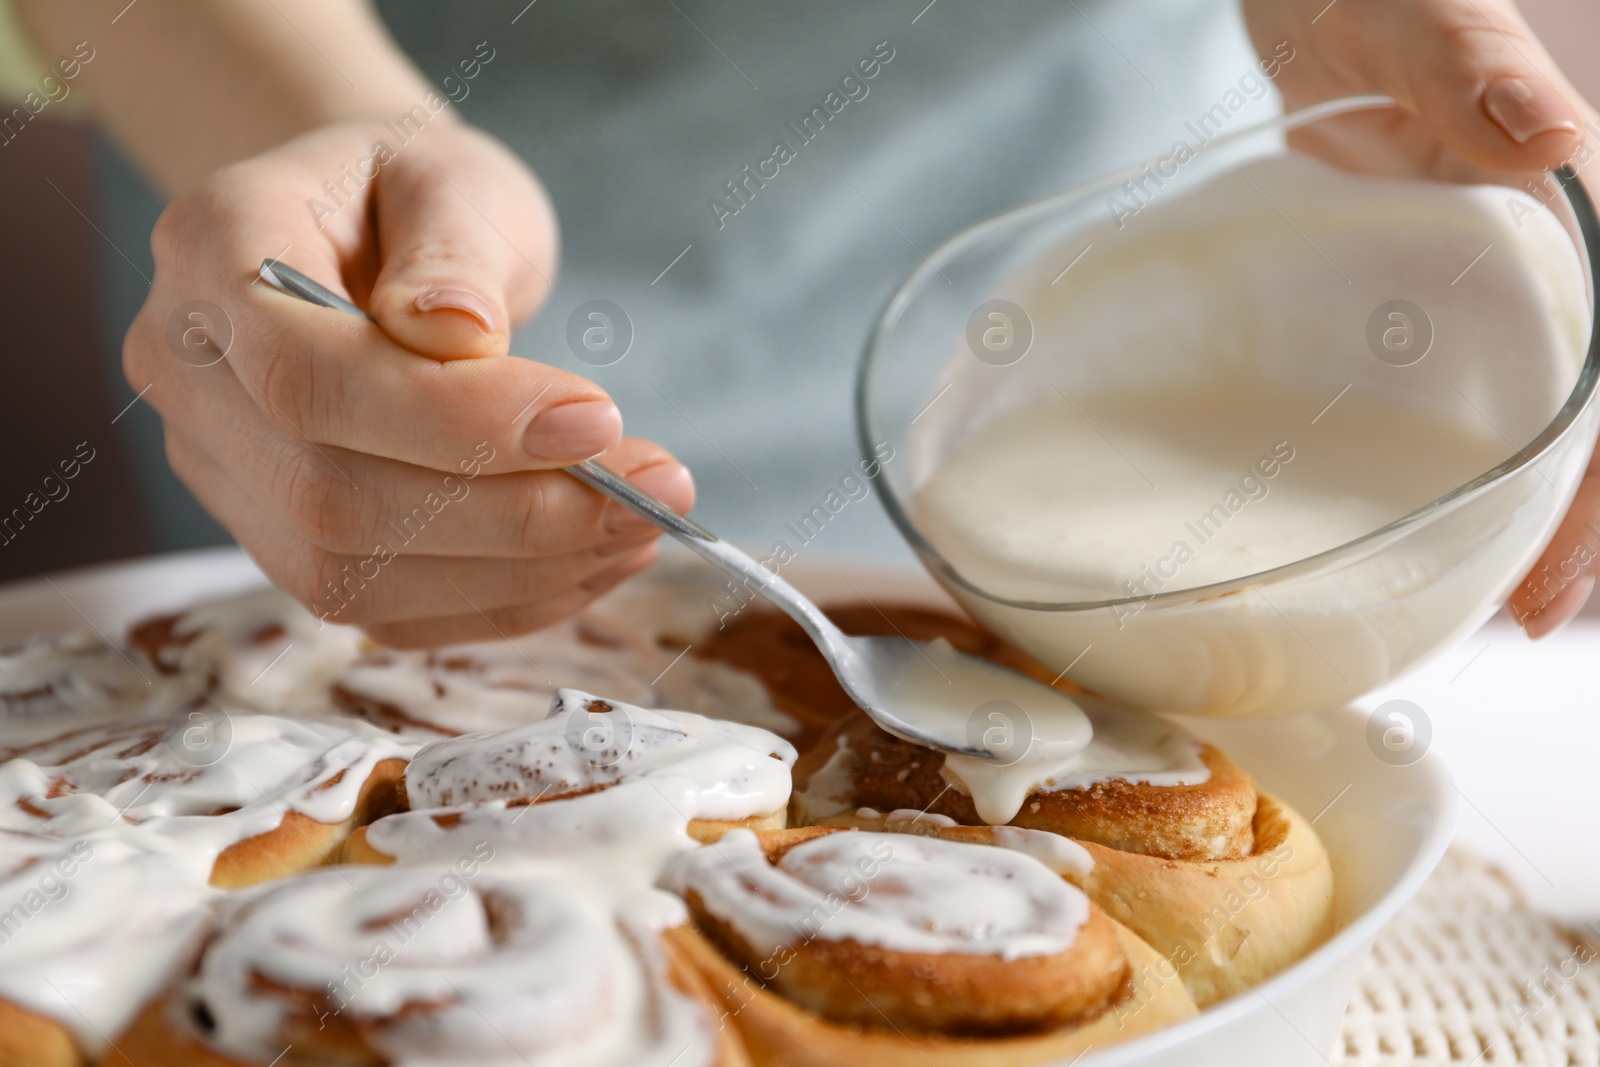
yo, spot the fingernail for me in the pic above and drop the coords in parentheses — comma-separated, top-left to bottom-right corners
(1523, 573, 1593, 640)
(604, 464, 694, 534)
(523, 400, 622, 461)
(414, 287, 497, 332)
(1484, 77, 1580, 145)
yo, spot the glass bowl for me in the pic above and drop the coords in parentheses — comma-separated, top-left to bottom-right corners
(857, 96, 1600, 718)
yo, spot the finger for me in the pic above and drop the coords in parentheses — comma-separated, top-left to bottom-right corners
(1523, 574, 1593, 639)
(1346, 0, 1586, 172)
(244, 285, 623, 468)
(365, 126, 558, 361)
(149, 352, 691, 556)
(136, 142, 614, 472)
(1509, 466, 1600, 636)
(166, 430, 660, 625)
(361, 546, 661, 648)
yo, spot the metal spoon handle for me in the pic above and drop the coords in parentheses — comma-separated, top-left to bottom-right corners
(257, 258, 852, 653)
(566, 458, 847, 645)
(563, 460, 717, 543)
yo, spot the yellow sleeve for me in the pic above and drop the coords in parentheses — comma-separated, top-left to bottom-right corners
(0, 0, 86, 113)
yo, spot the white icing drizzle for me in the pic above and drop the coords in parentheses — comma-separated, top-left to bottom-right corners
(941, 695, 1211, 823)
(587, 560, 737, 647)
(0, 824, 216, 1053)
(794, 698, 1213, 827)
(404, 689, 795, 824)
(0, 631, 163, 722)
(665, 829, 1090, 962)
(880, 638, 1095, 826)
(137, 587, 367, 715)
(988, 826, 1096, 878)
(365, 779, 704, 887)
(0, 712, 414, 863)
(792, 736, 859, 824)
(190, 866, 715, 1067)
(883, 808, 959, 830)
(334, 601, 796, 739)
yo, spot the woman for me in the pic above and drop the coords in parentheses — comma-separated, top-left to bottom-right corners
(8, 0, 1594, 646)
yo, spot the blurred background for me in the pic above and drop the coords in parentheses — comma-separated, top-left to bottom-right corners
(0, 0, 1594, 585)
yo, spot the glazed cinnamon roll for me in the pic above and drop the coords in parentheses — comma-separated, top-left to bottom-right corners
(794, 699, 1257, 861)
(792, 700, 1334, 1007)
(128, 587, 366, 715)
(344, 688, 795, 868)
(332, 609, 794, 739)
(0, 631, 166, 729)
(107, 866, 748, 1067)
(0, 712, 410, 888)
(0, 825, 214, 1067)
(664, 827, 1194, 1066)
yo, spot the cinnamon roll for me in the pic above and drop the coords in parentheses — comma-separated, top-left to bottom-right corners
(664, 827, 1194, 1066)
(107, 866, 748, 1067)
(0, 712, 410, 888)
(0, 631, 164, 729)
(792, 700, 1334, 1006)
(344, 688, 796, 868)
(332, 609, 794, 740)
(0, 825, 214, 1067)
(128, 588, 366, 715)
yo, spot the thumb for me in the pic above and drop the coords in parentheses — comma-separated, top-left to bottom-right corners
(1359, 0, 1588, 172)
(366, 125, 558, 361)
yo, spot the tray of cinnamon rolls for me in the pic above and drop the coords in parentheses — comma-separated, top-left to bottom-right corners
(0, 551, 1452, 1067)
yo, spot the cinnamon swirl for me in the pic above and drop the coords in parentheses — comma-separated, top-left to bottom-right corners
(345, 688, 796, 868)
(331, 608, 794, 740)
(0, 712, 410, 887)
(665, 827, 1194, 1066)
(107, 866, 748, 1067)
(128, 588, 366, 715)
(0, 631, 166, 729)
(0, 825, 214, 1067)
(791, 702, 1334, 1006)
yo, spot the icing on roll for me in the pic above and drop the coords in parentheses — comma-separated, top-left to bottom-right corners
(187, 866, 717, 1067)
(942, 693, 1211, 823)
(0, 825, 215, 1053)
(129, 587, 366, 714)
(0, 711, 414, 858)
(363, 779, 705, 885)
(0, 631, 163, 723)
(989, 825, 1096, 878)
(404, 689, 795, 824)
(334, 609, 795, 738)
(666, 829, 1089, 961)
(798, 695, 1211, 827)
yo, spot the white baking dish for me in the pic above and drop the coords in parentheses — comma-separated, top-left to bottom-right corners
(0, 547, 1454, 1066)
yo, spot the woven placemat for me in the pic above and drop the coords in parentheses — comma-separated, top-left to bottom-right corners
(1335, 849, 1600, 1066)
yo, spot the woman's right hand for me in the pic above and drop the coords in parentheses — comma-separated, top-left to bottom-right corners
(123, 118, 693, 648)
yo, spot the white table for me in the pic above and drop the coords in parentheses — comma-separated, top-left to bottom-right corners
(1366, 614, 1599, 926)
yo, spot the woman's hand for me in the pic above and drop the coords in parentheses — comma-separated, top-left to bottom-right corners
(1244, 0, 1591, 176)
(1245, 0, 1600, 637)
(123, 119, 693, 647)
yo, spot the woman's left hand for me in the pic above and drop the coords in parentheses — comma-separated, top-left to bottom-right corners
(1244, 0, 1600, 637)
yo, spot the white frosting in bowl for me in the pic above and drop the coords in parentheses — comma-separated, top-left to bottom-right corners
(908, 153, 1592, 716)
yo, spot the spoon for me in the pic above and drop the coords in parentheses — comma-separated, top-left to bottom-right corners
(256, 258, 1091, 760)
